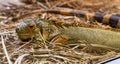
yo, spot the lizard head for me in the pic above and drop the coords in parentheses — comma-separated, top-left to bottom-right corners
(15, 19, 41, 42)
(15, 19, 51, 46)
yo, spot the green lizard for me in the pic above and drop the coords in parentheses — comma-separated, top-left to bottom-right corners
(15, 19, 120, 50)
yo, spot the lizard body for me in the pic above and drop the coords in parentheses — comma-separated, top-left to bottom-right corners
(15, 19, 120, 49)
(61, 27, 120, 49)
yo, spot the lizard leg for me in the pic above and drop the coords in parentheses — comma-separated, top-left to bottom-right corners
(49, 35, 68, 45)
(33, 37, 45, 47)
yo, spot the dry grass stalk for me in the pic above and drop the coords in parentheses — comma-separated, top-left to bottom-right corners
(1, 34, 12, 64)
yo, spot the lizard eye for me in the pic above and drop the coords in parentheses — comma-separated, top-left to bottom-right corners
(28, 21, 36, 29)
(29, 25, 34, 28)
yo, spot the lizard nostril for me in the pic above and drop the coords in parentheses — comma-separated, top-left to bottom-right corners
(16, 27, 20, 32)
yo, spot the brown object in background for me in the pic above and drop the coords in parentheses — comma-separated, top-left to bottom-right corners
(20, 0, 37, 4)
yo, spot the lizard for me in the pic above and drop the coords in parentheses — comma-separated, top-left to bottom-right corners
(15, 19, 120, 50)
(13, 8, 120, 28)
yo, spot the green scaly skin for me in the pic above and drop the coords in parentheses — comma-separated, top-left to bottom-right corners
(60, 27, 120, 50)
